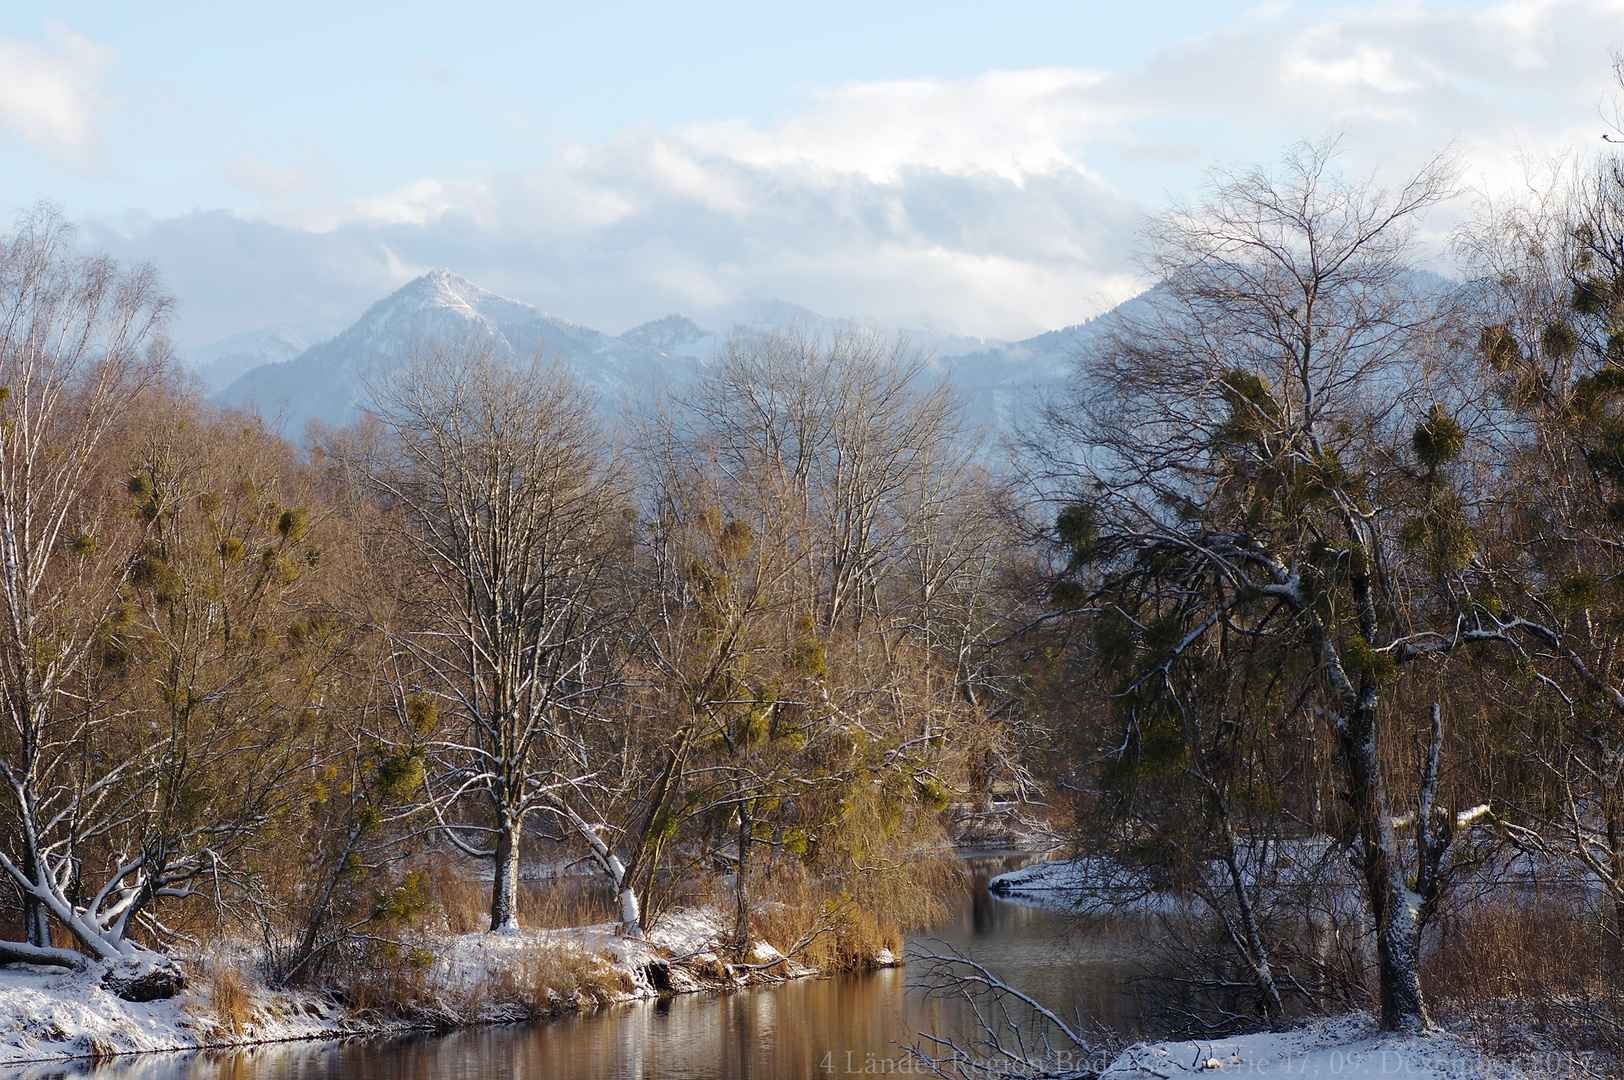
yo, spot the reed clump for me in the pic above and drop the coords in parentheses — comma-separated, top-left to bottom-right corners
(410, 856, 624, 934)
(742, 819, 964, 972)
(519, 877, 616, 930)
(414, 858, 489, 935)
(198, 959, 257, 1036)
(332, 939, 439, 1018)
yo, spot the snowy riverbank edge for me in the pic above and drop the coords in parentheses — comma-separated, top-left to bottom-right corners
(0, 905, 889, 1072)
(1100, 1013, 1540, 1079)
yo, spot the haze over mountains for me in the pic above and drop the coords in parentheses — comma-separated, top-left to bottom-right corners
(179, 322, 343, 396)
(187, 270, 1105, 436)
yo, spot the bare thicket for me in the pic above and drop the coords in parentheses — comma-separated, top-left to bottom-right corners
(632, 326, 1005, 953)
(1448, 145, 1624, 953)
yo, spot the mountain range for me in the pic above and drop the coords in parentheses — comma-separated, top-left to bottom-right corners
(191, 270, 1103, 436)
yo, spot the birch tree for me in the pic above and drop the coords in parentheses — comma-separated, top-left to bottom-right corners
(0, 204, 185, 998)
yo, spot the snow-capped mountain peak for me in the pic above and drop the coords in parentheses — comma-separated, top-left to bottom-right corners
(217, 271, 701, 432)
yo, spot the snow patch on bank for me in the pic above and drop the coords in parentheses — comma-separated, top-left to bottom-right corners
(987, 844, 1374, 919)
(0, 964, 356, 1068)
(422, 904, 815, 1017)
(1101, 1014, 1529, 1078)
(0, 904, 815, 1068)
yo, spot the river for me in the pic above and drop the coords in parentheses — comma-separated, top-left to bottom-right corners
(73, 851, 1145, 1079)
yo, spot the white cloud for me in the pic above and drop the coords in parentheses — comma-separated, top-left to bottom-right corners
(88, 1, 1624, 346)
(0, 19, 115, 172)
(680, 68, 1121, 186)
(1115, 0, 1622, 169)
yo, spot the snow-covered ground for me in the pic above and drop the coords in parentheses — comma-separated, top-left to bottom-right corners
(989, 856, 1586, 1077)
(0, 964, 355, 1067)
(418, 905, 817, 1022)
(1100, 1014, 1533, 1079)
(0, 905, 826, 1069)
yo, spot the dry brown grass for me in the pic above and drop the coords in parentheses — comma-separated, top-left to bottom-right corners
(412, 856, 618, 933)
(519, 876, 616, 929)
(478, 943, 636, 1016)
(744, 860, 833, 958)
(1425, 896, 1610, 1004)
(414, 858, 489, 935)
(1424, 896, 1624, 1065)
(333, 940, 439, 1018)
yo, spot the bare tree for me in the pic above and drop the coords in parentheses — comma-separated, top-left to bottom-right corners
(688, 326, 964, 634)
(0, 204, 185, 997)
(364, 337, 635, 933)
(1035, 141, 1463, 1032)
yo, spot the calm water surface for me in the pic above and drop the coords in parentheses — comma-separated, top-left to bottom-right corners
(65, 852, 1143, 1080)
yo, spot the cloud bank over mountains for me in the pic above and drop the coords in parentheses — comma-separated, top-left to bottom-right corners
(22, 1, 1624, 347)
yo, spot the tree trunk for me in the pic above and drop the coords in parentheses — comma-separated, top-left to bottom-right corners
(628, 730, 691, 934)
(1340, 698, 1428, 1032)
(600, 850, 644, 940)
(616, 881, 643, 940)
(22, 828, 50, 949)
(733, 809, 752, 952)
(1216, 817, 1285, 1022)
(490, 818, 522, 932)
(22, 894, 49, 950)
(1606, 784, 1624, 943)
(279, 822, 364, 984)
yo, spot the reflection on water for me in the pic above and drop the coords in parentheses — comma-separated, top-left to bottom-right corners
(72, 851, 1146, 1080)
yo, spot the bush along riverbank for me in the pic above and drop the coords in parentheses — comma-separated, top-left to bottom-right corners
(0, 902, 908, 1068)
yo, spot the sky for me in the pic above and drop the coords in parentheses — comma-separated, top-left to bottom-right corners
(1, 0, 1621, 347)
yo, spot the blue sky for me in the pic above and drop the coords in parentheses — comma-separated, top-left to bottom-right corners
(1, 1, 1620, 345)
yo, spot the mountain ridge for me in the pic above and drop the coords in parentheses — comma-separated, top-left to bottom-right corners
(216, 270, 1097, 435)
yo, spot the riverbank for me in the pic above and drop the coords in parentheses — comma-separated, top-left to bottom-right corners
(0, 904, 868, 1069)
(0, 860, 1574, 1079)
